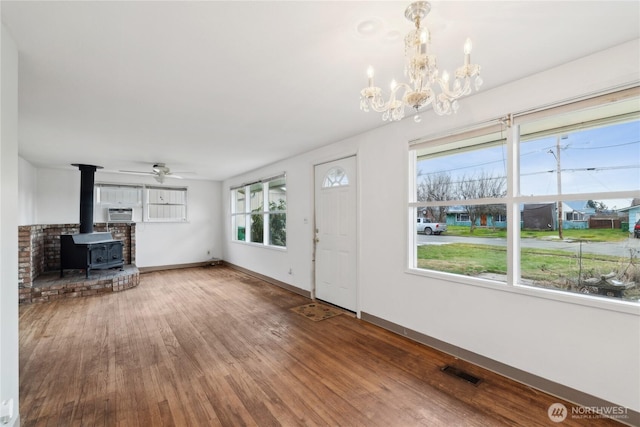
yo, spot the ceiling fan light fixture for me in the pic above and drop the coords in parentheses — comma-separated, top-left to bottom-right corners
(152, 163, 170, 174)
(359, 1, 482, 122)
(119, 162, 188, 183)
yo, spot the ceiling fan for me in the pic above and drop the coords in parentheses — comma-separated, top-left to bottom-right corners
(119, 163, 188, 183)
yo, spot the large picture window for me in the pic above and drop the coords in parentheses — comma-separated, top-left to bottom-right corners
(412, 127, 509, 282)
(409, 88, 640, 304)
(231, 174, 287, 248)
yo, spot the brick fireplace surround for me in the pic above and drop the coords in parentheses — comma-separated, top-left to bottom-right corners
(18, 223, 139, 304)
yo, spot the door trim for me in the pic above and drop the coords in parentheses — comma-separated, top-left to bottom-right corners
(312, 154, 359, 316)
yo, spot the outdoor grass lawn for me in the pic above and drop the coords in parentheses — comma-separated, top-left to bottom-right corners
(445, 225, 630, 242)
(416, 243, 640, 300)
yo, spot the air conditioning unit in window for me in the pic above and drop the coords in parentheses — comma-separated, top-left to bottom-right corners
(107, 207, 133, 222)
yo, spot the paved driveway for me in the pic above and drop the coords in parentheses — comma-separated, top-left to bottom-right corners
(417, 234, 640, 257)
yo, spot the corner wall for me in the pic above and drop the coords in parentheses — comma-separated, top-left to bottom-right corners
(0, 23, 21, 427)
(25, 167, 223, 269)
(223, 40, 640, 416)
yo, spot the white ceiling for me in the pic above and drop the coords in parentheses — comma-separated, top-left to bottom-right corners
(2, 1, 639, 181)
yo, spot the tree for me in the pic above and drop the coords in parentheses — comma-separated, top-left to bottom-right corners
(250, 200, 287, 246)
(587, 200, 608, 212)
(456, 171, 507, 232)
(250, 207, 264, 243)
(417, 172, 452, 221)
(269, 199, 287, 247)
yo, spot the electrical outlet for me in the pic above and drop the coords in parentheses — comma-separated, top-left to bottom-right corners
(0, 398, 13, 424)
(288, 268, 293, 275)
(207, 250, 210, 255)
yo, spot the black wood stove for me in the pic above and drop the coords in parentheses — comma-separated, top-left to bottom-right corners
(60, 164, 124, 278)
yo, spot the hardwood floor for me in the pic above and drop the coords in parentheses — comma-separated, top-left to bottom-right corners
(19, 266, 620, 426)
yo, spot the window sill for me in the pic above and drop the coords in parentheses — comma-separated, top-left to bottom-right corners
(231, 240, 287, 251)
(405, 267, 640, 316)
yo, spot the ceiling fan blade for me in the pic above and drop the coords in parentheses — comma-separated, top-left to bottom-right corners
(119, 170, 155, 175)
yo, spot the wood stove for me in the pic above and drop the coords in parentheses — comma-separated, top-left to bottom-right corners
(60, 164, 124, 278)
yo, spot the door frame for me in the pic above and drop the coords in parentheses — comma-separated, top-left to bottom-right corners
(312, 154, 360, 316)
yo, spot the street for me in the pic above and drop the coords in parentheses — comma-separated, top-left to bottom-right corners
(417, 233, 640, 258)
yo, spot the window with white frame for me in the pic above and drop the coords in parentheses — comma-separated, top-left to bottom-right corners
(409, 88, 640, 303)
(231, 174, 286, 247)
(412, 125, 508, 280)
(96, 184, 143, 207)
(146, 186, 188, 222)
(95, 183, 187, 222)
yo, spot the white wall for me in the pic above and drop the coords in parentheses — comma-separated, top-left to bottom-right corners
(223, 39, 640, 413)
(18, 157, 36, 225)
(1, 23, 21, 427)
(30, 167, 223, 268)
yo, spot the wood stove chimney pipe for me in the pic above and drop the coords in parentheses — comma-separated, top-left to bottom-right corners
(72, 163, 103, 234)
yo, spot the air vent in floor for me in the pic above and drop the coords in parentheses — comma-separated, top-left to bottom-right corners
(441, 365, 482, 386)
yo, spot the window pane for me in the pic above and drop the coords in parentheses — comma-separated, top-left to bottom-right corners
(250, 212, 264, 243)
(268, 178, 286, 210)
(96, 185, 142, 205)
(323, 167, 349, 188)
(147, 187, 187, 221)
(233, 214, 246, 241)
(417, 138, 507, 202)
(414, 132, 508, 282)
(415, 204, 507, 282)
(269, 213, 286, 247)
(519, 198, 639, 301)
(250, 183, 263, 212)
(234, 188, 246, 214)
(520, 119, 640, 196)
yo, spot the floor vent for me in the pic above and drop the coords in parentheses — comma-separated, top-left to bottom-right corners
(441, 365, 482, 386)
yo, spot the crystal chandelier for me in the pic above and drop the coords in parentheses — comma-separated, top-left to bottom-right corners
(359, 1, 482, 122)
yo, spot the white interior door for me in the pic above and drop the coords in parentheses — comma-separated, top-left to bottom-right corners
(314, 156, 357, 311)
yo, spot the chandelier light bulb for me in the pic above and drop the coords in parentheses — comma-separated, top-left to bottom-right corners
(464, 38, 472, 55)
(359, 1, 482, 122)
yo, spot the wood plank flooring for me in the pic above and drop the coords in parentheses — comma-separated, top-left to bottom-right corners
(19, 266, 621, 426)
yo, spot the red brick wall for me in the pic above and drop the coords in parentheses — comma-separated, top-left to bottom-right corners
(18, 223, 136, 288)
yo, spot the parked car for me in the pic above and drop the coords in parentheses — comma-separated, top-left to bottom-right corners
(417, 218, 447, 235)
(634, 219, 640, 238)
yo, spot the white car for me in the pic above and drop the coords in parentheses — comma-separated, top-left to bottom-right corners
(417, 218, 447, 235)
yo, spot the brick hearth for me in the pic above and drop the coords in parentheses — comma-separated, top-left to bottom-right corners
(18, 222, 137, 304)
(20, 265, 140, 304)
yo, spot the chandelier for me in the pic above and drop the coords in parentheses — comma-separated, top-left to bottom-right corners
(359, 1, 482, 122)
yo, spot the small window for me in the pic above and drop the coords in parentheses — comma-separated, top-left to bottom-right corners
(322, 167, 349, 188)
(146, 186, 187, 222)
(231, 174, 287, 248)
(96, 184, 142, 206)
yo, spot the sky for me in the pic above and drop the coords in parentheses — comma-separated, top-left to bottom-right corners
(418, 120, 640, 211)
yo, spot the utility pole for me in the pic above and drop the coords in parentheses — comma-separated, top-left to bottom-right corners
(548, 135, 564, 240)
(556, 136, 563, 240)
